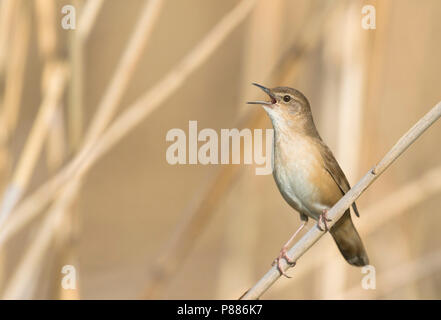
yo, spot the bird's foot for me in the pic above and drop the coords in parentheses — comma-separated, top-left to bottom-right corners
(272, 247, 296, 278)
(317, 209, 332, 232)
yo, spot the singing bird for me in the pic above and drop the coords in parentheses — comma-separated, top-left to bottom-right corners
(248, 83, 369, 276)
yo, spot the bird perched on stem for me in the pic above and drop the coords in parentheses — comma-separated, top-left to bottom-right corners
(248, 83, 369, 277)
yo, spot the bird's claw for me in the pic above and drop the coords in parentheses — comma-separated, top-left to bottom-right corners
(272, 247, 296, 278)
(317, 209, 332, 232)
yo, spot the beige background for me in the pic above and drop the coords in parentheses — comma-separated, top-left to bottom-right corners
(1, 0, 441, 299)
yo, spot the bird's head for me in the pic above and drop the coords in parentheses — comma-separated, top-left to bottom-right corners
(247, 83, 310, 113)
(247, 83, 315, 134)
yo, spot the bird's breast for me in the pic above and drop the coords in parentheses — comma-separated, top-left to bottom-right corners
(273, 134, 338, 219)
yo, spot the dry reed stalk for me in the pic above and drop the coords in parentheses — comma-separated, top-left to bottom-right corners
(47, 107, 76, 300)
(314, 3, 346, 300)
(0, 0, 257, 298)
(335, 4, 367, 179)
(0, 0, 28, 291)
(55, 0, 164, 270)
(67, 0, 104, 151)
(0, 0, 161, 227)
(46, 108, 67, 171)
(68, 0, 85, 152)
(2, 178, 82, 299)
(53, 0, 105, 300)
(78, 0, 104, 40)
(53, 0, 82, 300)
(0, 0, 257, 247)
(319, 2, 370, 299)
(82, 0, 164, 146)
(54, 0, 161, 299)
(0, 0, 61, 228)
(215, 0, 285, 299)
(68, 0, 104, 150)
(0, 0, 29, 211)
(34, 0, 57, 59)
(33, 0, 66, 172)
(50, 206, 81, 300)
(235, 0, 286, 120)
(0, 62, 68, 225)
(0, 0, 16, 76)
(240, 101, 441, 299)
(1, 0, 104, 298)
(0, 0, 30, 143)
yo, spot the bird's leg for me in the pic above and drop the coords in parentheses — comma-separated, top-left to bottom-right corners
(317, 209, 332, 232)
(272, 220, 307, 278)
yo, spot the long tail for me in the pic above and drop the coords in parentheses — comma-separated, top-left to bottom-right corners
(330, 210, 369, 267)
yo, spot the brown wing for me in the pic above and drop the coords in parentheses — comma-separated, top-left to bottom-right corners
(319, 141, 360, 217)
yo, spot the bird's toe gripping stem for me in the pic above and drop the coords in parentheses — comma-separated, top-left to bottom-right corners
(317, 209, 332, 232)
(272, 247, 296, 278)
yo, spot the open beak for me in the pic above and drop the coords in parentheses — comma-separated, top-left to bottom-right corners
(247, 83, 277, 106)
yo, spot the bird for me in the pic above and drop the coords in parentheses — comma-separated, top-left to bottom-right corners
(248, 83, 369, 277)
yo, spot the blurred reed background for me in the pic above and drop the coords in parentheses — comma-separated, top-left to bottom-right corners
(0, 0, 440, 299)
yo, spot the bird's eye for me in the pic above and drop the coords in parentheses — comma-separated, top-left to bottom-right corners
(283, 95, 291, 102)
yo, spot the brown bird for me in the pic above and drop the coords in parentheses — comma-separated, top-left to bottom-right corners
(248, 83, 369, 276)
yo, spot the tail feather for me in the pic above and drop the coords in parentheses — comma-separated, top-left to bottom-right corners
(330, 210, 369, 267)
